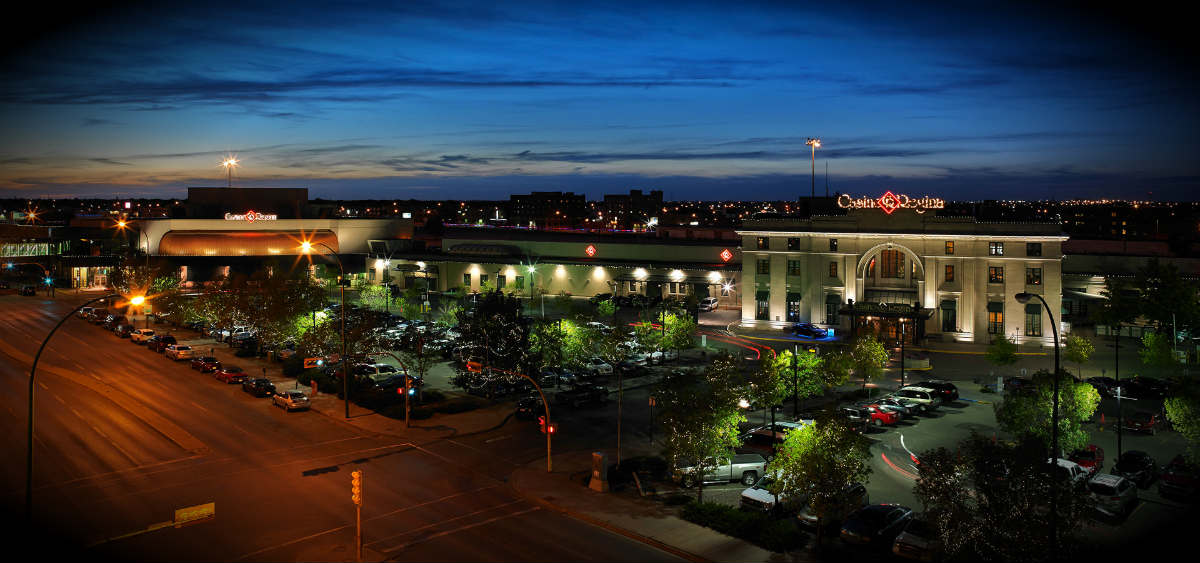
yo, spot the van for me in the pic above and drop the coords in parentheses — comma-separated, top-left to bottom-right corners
(699, 297, 720, 312)
(895, 387, 942, 412)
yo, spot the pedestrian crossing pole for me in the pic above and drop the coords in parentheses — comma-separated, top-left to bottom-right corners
(351, 469, 363, 563)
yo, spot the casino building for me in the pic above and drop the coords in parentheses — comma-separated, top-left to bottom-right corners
(737, 192, 1067, 346)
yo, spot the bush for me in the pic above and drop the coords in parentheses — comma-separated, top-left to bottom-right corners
(679, 501, 806, 553)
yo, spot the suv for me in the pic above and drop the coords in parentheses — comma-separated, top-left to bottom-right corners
(1112, 450, 1159, 488)
(699, 297, 720, 312)
(836, 407, 872, 432)
(914, 380, 958, 403)
(1158, 454, 1200, 499)
(894, 387, 942, 413)
(151, 335, 177, 353)
(1088, 473, 1137, 518)
(131, 328, 156, 344)
(164, 344, 194, 360)
(1122, 411, 1164, 435)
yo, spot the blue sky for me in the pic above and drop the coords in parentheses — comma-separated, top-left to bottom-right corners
(1, 1, 1196, 200)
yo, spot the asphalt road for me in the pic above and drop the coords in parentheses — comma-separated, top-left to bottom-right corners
(0, 293, 680, 563)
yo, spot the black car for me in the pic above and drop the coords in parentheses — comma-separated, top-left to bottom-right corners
(515, 395, 542, 420)
(915, 380, 958, 403)
(1125, 376, 1169, 400)
(1112, 450, 1159, 488)
(1085, 376, 1117, 397)
(836, 406, 871, 433)
(840, 504, 914, 548)
(152, 335, 177, 353)
(18, 285, 37, 296)
(114, 324, 134, 338)
(241, 378, 277, 397)
(789, 322, 828, 339)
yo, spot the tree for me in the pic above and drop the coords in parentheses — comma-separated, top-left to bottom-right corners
(985, 335, 1018, 371)
(1062, 335, 1094, 379)
(849, 335, 889, 395)
(657, 353, 747, 503)
(820, 349, 854, 388)
(1164, 390, 1200, 464)
(1138, 332, 1176, 368)
(1097, 276, 1139, 330)
(744, 357, 790, 430)
(661, 312, 697, 351)
(358, 284, 390, 311)
(913, 433, 1091, 562)
(768, 417, 872, 545)
(453, 290, 534, 386)
(1136, 258, 1199, 335)
(595, 299, 616, 320)
(768, 348, 826, 415)
(993, 369, 1101, 455)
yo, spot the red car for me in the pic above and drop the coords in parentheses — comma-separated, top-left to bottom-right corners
(214, 366, 248, 384)
(1069, 445, 1105, 476)
(1159, 455, 1199, 499)
(1123, 411, 1164, 435)
(858, 404, 901, 427)
(191, 356, 221, 373)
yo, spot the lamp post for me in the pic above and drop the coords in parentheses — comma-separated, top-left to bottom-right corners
(1014, 291, 1059, 561)
(221, 157, 239, 188)
(805, 138, 821, 199)
(28, 293, 145, 519)
(302, 241, 350, 419)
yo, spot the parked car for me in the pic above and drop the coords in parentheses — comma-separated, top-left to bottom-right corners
(582, 357, 613, 376)
(19, 285, 36, 296)
(856, 404, 901, 427)
(114, 324, 134, 338)
(1085, 376, 1116, 397)
(1122, 411, 1165, 435)
(355, 363, 401, 381)
(699, 297, 720, 312)
(1004, 377, 1035, 394)
(242, 378, 276, 397)
(151, 335, 177, 353)
(835, 406, 872, 433)
(1111, 450, 1159, 488)
(1069, 445, 1105, 476)
(104, 315, 128, 330)
(214, 365, 248, 384)
(555, 384, 610, 408)
(914, 379, 958, 403)
(514, 395, 542, 420)
(77, 306, 94, 319)
(164, 344, 195, 360)
(1088, 473, 1137, 518)
(740, 471, 796, 513)
(1158, 454, 1200, 499)
(876, 395, 920, 418)
(840, 504, 914, 549)
(796, 482, 870, 530)
(1126, 376, 1169, 399)
(736, 428, 789, 461)
(131, 328, 156, 344)
(674, 454, 768, 487)
(894, 387, 942, 413)
(892, 517, 942, 562)
(615, 359, 647, 376)
(191, 356, 221, 373)
(1053, 458, 1090, 488)
(272, 390, 310, 411)
(789, 322, 828, 339)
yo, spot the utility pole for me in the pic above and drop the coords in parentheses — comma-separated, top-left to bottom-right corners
(900, 320, 907, 388)
(792, 345, 799, 417)
(1115, 329, 1122, 460)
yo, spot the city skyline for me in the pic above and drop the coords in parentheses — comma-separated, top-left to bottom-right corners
(1, 1, 1196, 201)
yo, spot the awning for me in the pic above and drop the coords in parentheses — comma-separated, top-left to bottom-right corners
(158, 230, 338, 256)
(1064, 289, 1107, 301)
(940, 299, 956, 309)
(987, 302, 1004, 313)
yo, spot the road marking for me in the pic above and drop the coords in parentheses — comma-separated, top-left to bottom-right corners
(369, 498, 526, 546)
(378, 505, 541, 553)
(484, 434, 513, 443)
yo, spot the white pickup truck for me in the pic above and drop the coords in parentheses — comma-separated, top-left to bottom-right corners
(674, 454, 767, 487)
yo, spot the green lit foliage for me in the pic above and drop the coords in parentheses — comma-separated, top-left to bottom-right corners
(435, 302, 462, 328)
(657, 353, 747, 503)
(770, 348, 828, 400)
(661, 312, 698, 351)
(849, 335, 889, 391)
(358, 284, 390, 311)
(1062, 335, 1094, 378)
(993, 369, 1101, 454)
(914, 433, 1091, 562)
(767, 417, 871, 544)
(1165, 390, 1200, 464)
(1138, 332, 1176, 368)
(529, 320, 566, 370)
(985, 335, 1018, 369)
(596, 299, 616, 319)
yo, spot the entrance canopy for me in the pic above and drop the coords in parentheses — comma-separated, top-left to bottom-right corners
(158, 230, 338, 256)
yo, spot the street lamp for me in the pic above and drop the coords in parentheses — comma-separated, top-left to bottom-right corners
(1014, 291, 1060, 561)
(221, 156, 239, 188)
(115, 218, 151, 268)
(302, 241, 350, 419)
(27, 292, 146, 520)
(806, 138, 821, 199)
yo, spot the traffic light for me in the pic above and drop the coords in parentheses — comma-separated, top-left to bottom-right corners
(547, 422, 557, 435)
(466, 361, 483, 373)
(350, 469, 362, 505)
(538, 416, 546, 434)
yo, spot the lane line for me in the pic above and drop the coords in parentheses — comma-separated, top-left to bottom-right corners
(380, 506, 541, 553)
(367, 499, 526, 546)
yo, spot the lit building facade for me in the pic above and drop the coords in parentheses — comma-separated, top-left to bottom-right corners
(737, 194, 1066, 345)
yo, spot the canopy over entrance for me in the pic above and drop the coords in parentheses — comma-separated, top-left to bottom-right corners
(157, 230, 338, 256)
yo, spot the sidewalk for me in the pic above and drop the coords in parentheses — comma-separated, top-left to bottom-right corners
(508, 450, 817, 563)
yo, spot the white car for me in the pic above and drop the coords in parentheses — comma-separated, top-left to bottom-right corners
(628, 353, 650, 367)
(894, 387, 943, 412)
(583, 358, 613, 376)
(165, 344, 195, 360)
(699, 297, 719, 312)
(221, 325, 250, 342)
(131, 328, 156, 344)
(1052, 458, 1089, 487)
(739, 471, 792, 513)
(356, 363, 400, 383)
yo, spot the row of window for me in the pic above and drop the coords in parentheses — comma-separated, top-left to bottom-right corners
(463, 273, 525, 289)
(755, 237, 1043, 258)
(758, 259, 1043, 286)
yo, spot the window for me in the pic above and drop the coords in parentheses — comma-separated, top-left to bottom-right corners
(829, 238, 838, 252)
(788, 238, 801, 250)
(825, 295, 840, 324)
(368, 268, 376, 281)
(989, 242, 1004, 256)
(463, 273, 471, 286)
(479, 274, 489, 286)
(757, 259, 770, 275)
(1026, 242, 1042, 257)
(989, 266, 1004, 283)
(1026, 267, 1042, 285)
(945, 241, 954, 255)
(755, 290, 770, 321)
(880, 249, 905, 278)
(668, 282, 685, 294)
(515, 276, 524, 290)
(866, 257, 876, 278)
(987, 302, 1004, 334)
(787, 260, 803, 276)
(940, 300, 956, 332)
(829, 261, 838, 278)
(786, 293, 802, 322)
(497, 274, 506, 288)
(944, 265, 955, 282)
(757, 237, 769, 250)
(1025, 303, 1043, 337)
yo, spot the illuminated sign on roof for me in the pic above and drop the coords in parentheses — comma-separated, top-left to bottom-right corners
(837, 191, 945, 215)
(585, 244, 597, 257)
(224, 210, 278, 222)
(720, 248, 734, 262)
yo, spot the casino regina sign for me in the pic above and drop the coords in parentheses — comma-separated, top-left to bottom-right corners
(836, 191, 945, 215)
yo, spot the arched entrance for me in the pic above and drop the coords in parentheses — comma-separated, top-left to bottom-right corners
(850, 242, 927, 345)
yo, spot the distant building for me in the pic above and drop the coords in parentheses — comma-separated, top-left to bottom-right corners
(506, 191, 586, 228)
(599, 189, 663, 228)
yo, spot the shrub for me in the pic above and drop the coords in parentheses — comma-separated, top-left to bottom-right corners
(281, 355, 305, 378)
(679, 501, 806, 553)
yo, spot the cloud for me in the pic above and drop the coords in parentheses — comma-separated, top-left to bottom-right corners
(88, 158, 132, 166)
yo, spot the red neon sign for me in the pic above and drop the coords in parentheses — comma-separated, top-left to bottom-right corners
(585, 244, 596, 257)
(720, 248, 733, 262)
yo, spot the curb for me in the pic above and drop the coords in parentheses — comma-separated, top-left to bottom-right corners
(507, 478, 710, 563)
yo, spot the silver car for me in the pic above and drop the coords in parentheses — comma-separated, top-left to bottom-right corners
(1088, 473, 1137, 518)
(272, 390, 310, 412)
(164, 344, 194, 360)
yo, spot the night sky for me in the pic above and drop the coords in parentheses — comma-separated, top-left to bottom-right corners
(1, 1, 1196, 201)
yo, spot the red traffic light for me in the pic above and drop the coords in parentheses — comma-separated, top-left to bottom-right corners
(538, 415, 546, 433)
(547, 422, 557, 434)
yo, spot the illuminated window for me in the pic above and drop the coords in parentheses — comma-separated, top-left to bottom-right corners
(829, 261, 838, 278)
(866, 258, 876, 278)
(463, 273, 471, 286)
(880, 250, 904, 278)
(515, 276, 524, 290)
(989, 266, 1004, 283)
(757, 237, 769, 250)
(757, 259, 770, 275)
(787, 260, 803, 276)
(987, 302, 1004, 334)
(1026, 267, 1042, 285)
(1025, 304, 1042, 337)
(945, 265, 954, 282)
(497, 274, 506, 288)
(945, 241, 954, 255)
(989, 242, 1004, 256)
